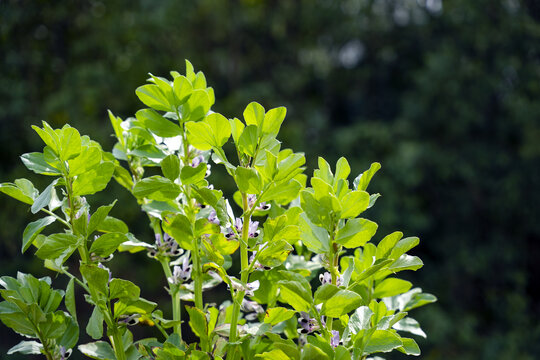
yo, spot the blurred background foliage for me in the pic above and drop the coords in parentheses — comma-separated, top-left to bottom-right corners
(1, 0, 540, 358)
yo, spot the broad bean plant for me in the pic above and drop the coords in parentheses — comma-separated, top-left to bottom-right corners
(0, 61, 436, 360)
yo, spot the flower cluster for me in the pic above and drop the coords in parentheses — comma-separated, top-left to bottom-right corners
(148, 233, 183, 258)
(224, 218, 260, 239)
(319, 271, 343, 286)
(167, 256, 193, 285)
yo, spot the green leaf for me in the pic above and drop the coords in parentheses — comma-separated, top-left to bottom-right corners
(136, 84, 171, 111)
(0, 182, 34, 204)
(109, 278, 140, 300)
(334, 157, 351, 183)
(186, 306, 208, 342)
(403, 292, 437, 312)
(278, 279, 312, 312)
(255, 349, 291, 360)
(390, 237, 420, 259)
(238, 124, 258, 157)
(260, 179, 302, 205)
(161, 154, 181, 181)
(186, 113, 231, 150)
(275, 153, 306, 182)
(181, 89, 211, 122)
(173, 75, 193, 104)
(90, 232, 128, 257)
(314, 157, 333, 184)
(0, 308, 35, 336)
(72, 161, 114, 196)
(80, 264, 110, 300)
(298, 213, 330, 253)
(21, 152, 62, 175)
(32, 122, 59, 152)
(79, 341, 116, 360)
(86, 306, 104, 340)
(65, 278, 77, 322)
(35, 233, 80, 263)
(234, 167, 262, 193)
(376, 232, 403, 259)
(22, 216, 55, 253)
(353, 162, 381, 191)
(264, 307, 296, 326)
(257, 240, 293, 268)
(31, 179, 58, 214)
(301, 344, 329, 360)
(180, 163, 207, 185)
(135, 109, 182, 137)
(339, 190, 370, 219)
(114, 297, 157, 317)
(162, 213, 193, 250)
(96, 216, 129, 234)
(300, 190, 333, 230)
(335, 218, 378, 248)
(7, 341, 43, 355)
(230, 117, 245, 145)
(393, 317, 426, 338)
(88, 202, 117, 235)
(243, 102, 265, 128)
(388, 255, 424, 272)
(68, 145, 102, 176)
(349, 306, 373, 334)
(320, 289, 363, 317)
(313, 284, 340, 305)
(133, 176, 181, 201)
(362, 330, 402, 355)
(373, 278, 413, 298)
(398, 337, 421, 356)
(58, 126, 82, 161)
(334, 346, 351, 360)
(262, 107, 286, 136)
(58, 316, 79, 350)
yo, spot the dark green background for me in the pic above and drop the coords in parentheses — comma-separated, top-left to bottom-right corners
(1, 0, 539, 358)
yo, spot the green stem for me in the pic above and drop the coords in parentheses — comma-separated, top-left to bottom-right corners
(110, 326, 127, 360)
(192, 240, 204, 310)
(160, 258, 182, 338)
(227, 193, 251, 360)
(41, 208, 71, 228)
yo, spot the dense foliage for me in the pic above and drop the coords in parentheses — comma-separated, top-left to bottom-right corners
(0, 63, 434, 359)
(1, 0, 539, 358)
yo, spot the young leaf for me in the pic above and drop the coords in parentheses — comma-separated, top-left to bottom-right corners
(173, 75, 193, 104)
(181, 89, 211, 122)
(31, 179, 58, 214)
(89, 232, 128, 257)
(339, 190, 370, 219)
(20, 152, 62, 176)
(35, 233, 81, 263)
(262, 107, 286, 136)
(320, 289, 363, 317)
(78, 341, 116, 359)
(393, 317, 426, 338)
(334, 157, 351, 183)
(397, 337, 421, 356)
(133, 176, 181, 201)
(72, 161, 115, 196)
(65, 278, 77, 322)
(373, 278, 413, 298)
(353, 162, 381, 191)
(264, 307, 296, 326)
(22, 216, 56, 253)
(161, 154, 181, 181)
(86, 307, 104, 340)
(234, 167, 262, 194)
(376, 232, 403, 259)
(238, 125, 258, 157)
(180, 162, 207, 185)
(349, 306, 374, 334)
(135, 109, 182, 137)
(109, 278, 140, 300)
(0, 182, 34, 204)
(335, 218, 378, 249)
(362, 330, 402, 355)
(243, 102, 265, 128)
(58, 126, 82, 161)
(68, 145, 102, 176)
(7, 341, 43, 355)
(87, 202, 117, 236)
(136, 84, 171, 112)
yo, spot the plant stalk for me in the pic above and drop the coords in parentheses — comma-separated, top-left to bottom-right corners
(227, 192, 251, 360)
(160, 258, 182, 338)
